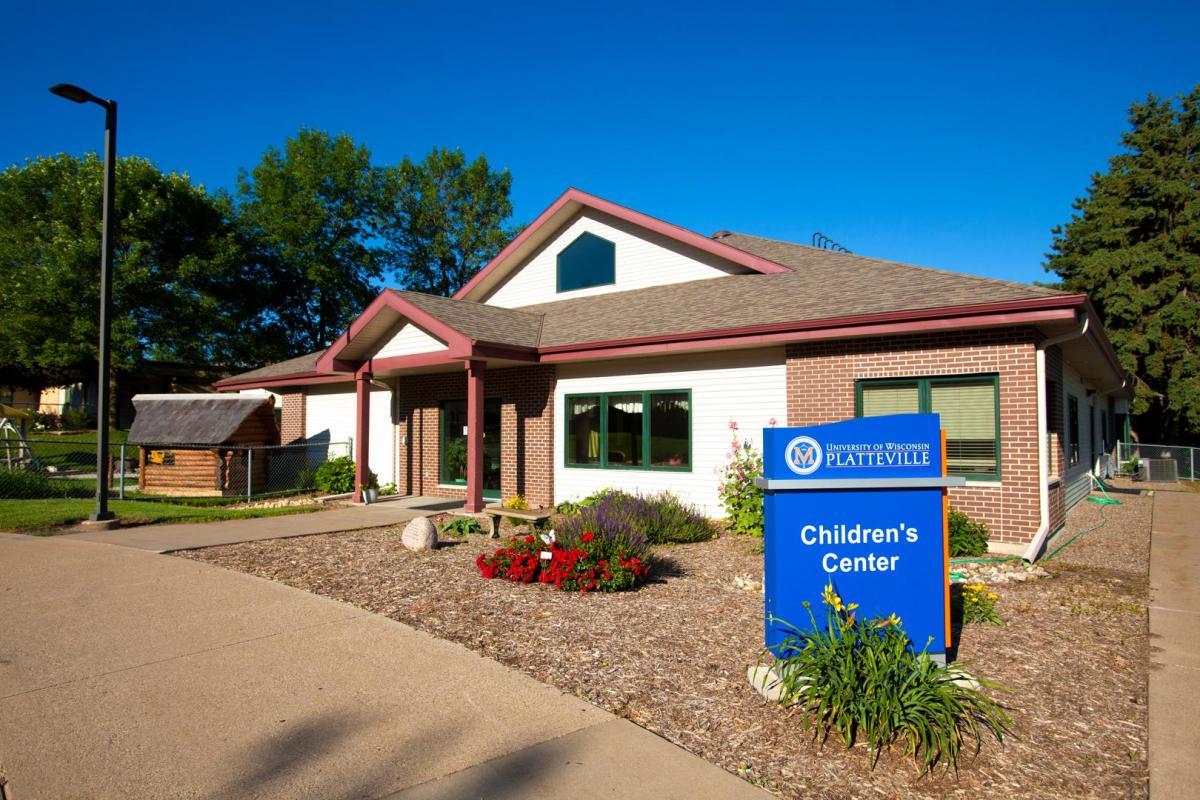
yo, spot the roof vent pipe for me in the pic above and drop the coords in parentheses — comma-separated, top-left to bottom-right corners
(1025, 313, 1089, 562)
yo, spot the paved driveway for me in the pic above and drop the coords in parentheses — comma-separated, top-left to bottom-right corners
(0, 534, 768, 800)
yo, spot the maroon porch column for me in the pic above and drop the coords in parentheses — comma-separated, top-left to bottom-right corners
(353, 370, 371, 503)
(464, 359, 486, 512)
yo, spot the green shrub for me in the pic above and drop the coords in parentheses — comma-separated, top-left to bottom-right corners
(379, 482, 398, 497)
(1120, 457, 1140, 474)
(555, 487, 615, 515)
(766, 585, 1009, 772)
(293, 466, 318, 491)
(0, 469, 95, 499)
(314, 456, 356, 494)
(717, 421, 765, 536)
(60, 407, 96, 431)
(948, 508, 989, 556)
(441, 516, 483, 536)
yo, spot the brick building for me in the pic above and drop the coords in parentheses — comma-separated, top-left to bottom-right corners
(216, 189, 1126, 559)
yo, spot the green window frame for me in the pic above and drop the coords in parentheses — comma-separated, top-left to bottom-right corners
(557, 232, 616, 293)
(855, 374, 1001, 480)
(563, 389, 692, 472)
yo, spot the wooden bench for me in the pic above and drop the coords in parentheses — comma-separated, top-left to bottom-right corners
(448, 505, 554, 537)
(482, 504, 554, 537)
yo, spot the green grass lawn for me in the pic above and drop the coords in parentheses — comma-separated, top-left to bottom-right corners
(20, 430, 130, 474)
(0, 498, 319, 534)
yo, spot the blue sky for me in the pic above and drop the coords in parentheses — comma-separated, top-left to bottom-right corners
(3, 1, 1196, 285)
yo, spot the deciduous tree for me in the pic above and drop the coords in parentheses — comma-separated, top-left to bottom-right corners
(0, 153, 248, 388)
(380, 148, 516, 297)
(235, 128, 385, 356)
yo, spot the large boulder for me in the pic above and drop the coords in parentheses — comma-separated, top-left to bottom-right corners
(401, 517, 438, 551)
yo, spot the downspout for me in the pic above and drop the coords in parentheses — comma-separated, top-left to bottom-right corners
(1024, 313, 1089, 562)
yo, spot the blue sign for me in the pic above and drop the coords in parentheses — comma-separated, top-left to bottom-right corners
(761, 414, 955, 659)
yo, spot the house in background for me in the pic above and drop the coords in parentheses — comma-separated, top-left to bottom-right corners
(215, 189, 1127, 559)
(3, 362, 228, 429)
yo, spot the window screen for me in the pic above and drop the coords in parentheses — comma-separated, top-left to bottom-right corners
(930, 380, 997, 477)
(861, 383, 920, 417)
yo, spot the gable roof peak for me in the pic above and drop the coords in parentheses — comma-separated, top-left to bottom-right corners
(452, 188, 792, 302)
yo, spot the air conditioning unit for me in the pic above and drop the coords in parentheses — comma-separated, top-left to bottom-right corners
(1137, 458, 1178, 483)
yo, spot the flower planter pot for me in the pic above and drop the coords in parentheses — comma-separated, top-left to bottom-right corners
(362, 488, 379, 504)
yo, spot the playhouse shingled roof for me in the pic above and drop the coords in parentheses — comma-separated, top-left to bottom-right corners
(127, 394, 277, 445)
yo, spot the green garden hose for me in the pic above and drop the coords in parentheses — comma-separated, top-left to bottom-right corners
(950, 475, 1124, 571)
(1042, 476, 1123, 560)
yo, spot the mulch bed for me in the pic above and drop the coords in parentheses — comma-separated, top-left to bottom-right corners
(181, 501, 1151, 799)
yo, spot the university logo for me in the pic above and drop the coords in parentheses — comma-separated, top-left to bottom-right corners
(784, 435, 823, 475)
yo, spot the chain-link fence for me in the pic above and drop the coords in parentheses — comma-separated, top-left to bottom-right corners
(0, 437, 352, 501)
(1115, 441, 1198, 481)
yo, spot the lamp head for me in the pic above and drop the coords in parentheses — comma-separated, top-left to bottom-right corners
(50, 83, 98, 104)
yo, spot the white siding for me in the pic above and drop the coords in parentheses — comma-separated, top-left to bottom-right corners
(553, 348, 787, 517)
(304, 383, 395, 486)
(484, 209, 753, 308)
(374, 323, 446, 358)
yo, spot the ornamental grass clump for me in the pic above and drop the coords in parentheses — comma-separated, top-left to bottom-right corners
(557, 490, 712, 546)
(766, 585, 1009, 773)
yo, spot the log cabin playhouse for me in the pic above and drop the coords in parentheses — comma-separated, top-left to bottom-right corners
(214, 189, 1128, 559)
(127, 394, 279, 497)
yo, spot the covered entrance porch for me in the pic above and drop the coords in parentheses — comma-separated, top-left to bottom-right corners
(315, 290, 547, 511)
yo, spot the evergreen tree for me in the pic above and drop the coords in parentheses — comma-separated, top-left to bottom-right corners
(1046, 85, 1200, 443)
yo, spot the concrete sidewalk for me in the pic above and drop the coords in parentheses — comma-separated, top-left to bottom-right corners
(0, 534, 768, 800)
(56, 495, 464, 552)
(1148, 490, 1200, 799)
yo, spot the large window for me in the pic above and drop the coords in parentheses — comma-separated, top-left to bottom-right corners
(564, 390, 690, 471)
(857, 375, 1000, 480)
(557, 232, 615, 293)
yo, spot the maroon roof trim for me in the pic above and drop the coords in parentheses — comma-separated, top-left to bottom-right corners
(315, 290, 471, 373)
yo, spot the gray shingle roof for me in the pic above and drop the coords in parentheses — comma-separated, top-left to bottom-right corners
(127, 395, 278, 445)
(218, 351, 323, 384)
(220, 231, 1070, 383)
(521, 233, 1066, 347)
(393, 291, 543, 349)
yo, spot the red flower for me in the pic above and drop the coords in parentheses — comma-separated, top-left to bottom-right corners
(524, 535, 535, 544)
(581, 531, 594, 543)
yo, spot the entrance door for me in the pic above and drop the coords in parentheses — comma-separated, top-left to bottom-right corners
(439, 399, 501, 499)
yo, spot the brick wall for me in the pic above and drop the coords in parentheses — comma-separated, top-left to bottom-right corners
(785, 328, 1041, 546)
(280, 391, 306, 443)
(395, 364, 556, 508)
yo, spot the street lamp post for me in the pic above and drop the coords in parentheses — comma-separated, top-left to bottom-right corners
(50, 83, 117, 522)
